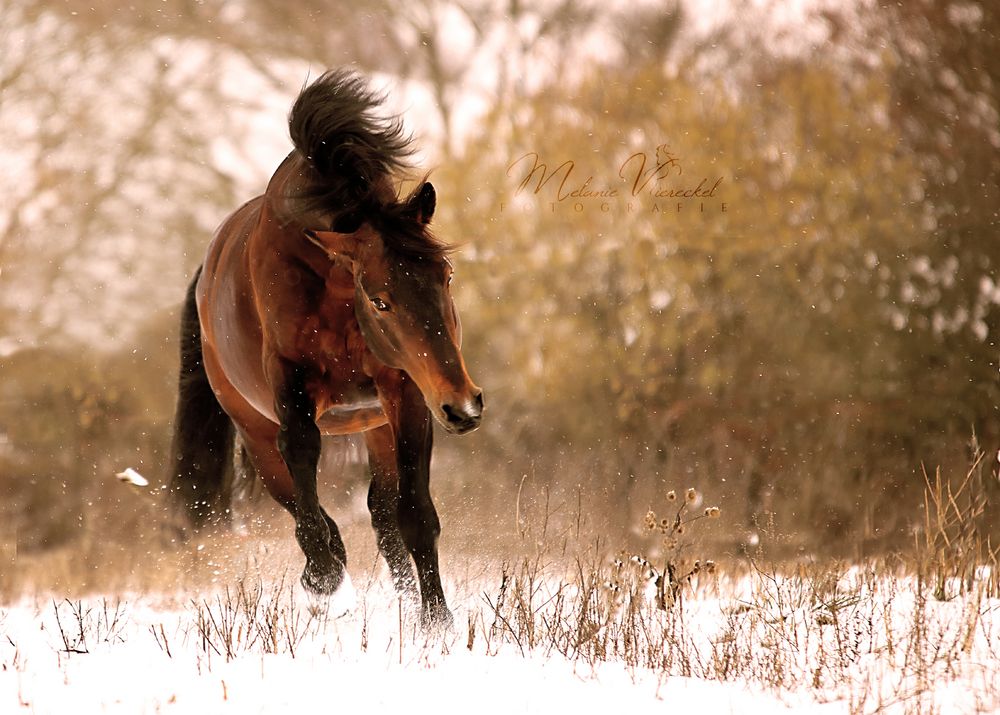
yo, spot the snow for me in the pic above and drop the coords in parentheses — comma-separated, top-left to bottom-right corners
(0, 602, 827, 715)
(1, 564, 996, 714)
(114, 468, 150, 488)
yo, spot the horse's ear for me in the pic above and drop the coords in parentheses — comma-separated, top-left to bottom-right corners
(409, 182, 436, 224)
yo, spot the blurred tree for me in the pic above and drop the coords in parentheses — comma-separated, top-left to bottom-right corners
(875, 1, 1000, 445)
(0, 3, 241, 346)
(872, 1, 1000, 531)
(2, 0, 995, 557)
(440, 44, 938, 547)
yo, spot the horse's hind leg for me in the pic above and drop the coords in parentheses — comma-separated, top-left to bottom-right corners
(364, 425, 418, 600)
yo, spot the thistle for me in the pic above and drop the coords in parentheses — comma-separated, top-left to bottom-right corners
(631, 486, 722, 610)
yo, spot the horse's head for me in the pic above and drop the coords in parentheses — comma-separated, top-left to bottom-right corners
(310, 181, 483, 434)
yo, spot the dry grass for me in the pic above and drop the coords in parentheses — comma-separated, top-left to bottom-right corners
(463, 478, 999, 713)
(917, 451, 1000, 602)
(7, 545, 997, 714)
(2, 460, 998, 713)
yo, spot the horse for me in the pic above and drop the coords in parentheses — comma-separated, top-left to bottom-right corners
(168, 69, 483, 628)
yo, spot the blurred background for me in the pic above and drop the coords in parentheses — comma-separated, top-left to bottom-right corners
(1, 0, 998, 588)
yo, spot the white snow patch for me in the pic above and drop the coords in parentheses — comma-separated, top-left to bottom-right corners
(1, 569, 996, 714)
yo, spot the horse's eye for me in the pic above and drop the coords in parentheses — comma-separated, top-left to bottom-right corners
(371, 296, 391, 312)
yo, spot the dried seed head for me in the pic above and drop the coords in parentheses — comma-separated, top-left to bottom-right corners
(705, 506, 721, 518)
(660, 518, 670, 529)
(686, 488, 697, 503)
(705, 560, 716, 574)
(676, 523, 686, 535)
(644, 510, 657, 531)
(666, 490, 677, 502)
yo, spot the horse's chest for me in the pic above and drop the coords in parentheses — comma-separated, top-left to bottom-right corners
(304, 316, 379, 411)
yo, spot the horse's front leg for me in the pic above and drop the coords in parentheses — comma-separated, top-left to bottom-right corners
(364, 425, 419, 602)
(273, 361, 345, 595)
(380, 372, 452, 629)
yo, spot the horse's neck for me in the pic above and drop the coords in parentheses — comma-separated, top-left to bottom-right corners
(253, 171, 356, 297)
(264, 151, 297, 198)
(264, 152, 325, 231)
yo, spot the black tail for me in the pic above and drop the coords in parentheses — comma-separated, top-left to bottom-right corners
(169, 266, 234, 528)
(287, 68, 413, 220)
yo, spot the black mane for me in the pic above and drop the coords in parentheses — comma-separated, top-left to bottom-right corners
(288, 68, 411, 209)
(287, 69, 449, 260)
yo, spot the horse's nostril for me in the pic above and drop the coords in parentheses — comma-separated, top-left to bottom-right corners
(473, 391, 484, 412)
(442, 400, 481, 428)
(442, 403, 463, 424)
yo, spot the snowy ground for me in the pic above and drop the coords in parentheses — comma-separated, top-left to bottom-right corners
(0, 602, 825, 714)
(1, 557, 997, 715)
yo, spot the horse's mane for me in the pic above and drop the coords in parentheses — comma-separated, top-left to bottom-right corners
(287, 69, 449, 260)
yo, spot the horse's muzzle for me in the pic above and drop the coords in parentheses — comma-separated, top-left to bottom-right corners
(440, 388, 484, 434)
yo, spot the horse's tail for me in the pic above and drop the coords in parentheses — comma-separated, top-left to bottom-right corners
(286, 68, 413, 218)
(168, 266, 234, 528)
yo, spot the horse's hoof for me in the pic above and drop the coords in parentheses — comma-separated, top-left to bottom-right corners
(392, 578, 421, 610)
(301, 562, 342, 595)
(420, 603, 454, 633)
(301, 566, 355, 618)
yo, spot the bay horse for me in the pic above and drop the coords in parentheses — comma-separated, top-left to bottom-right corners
(169, 69, 483, 627)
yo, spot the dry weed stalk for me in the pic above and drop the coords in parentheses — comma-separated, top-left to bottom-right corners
(637, 487, 720, 609)
(175, 576, 315, 662)
(918, 450, 999, 601)
(51, 598, 127, 654)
